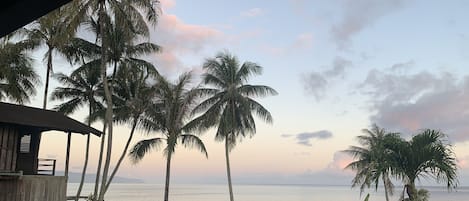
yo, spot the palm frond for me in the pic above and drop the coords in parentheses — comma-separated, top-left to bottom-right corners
(129, 138, 165, 163)
(180, 134, 208, 158)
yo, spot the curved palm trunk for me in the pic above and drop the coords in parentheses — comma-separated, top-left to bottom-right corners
(382, 174, 390, 201)
(98, 5, 114, 201)
(406, 182, 417, 201)
(93, 123, 106, 201)
(164, 152, 172, 201)
(75, 133, 90, 201)
(104, 119, 138, 193)
(43, 49, 53, 109)
(225, 136, 234, 201)
(76, 105, 93, 201)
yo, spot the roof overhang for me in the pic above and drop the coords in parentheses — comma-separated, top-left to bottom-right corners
(0, 0, 72, 38)
(0, 102, 102, 136)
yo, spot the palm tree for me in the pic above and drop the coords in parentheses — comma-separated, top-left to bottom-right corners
(129, 73, 208, 201)
(66, 17, 160, 196)
(193, 52, 277, 201)
(51, 65, 104, 201)
(344, 124, 401, 201)
(106, 17, 161, 78)
(103, 63, 158, 193)
(0, 36, 39, 103)
(394, 129, 457, 200)
(27, 8, 71, 109)
(67, 2, 160, 199)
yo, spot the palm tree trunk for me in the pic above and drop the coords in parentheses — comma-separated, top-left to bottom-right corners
(98, 5, 114, 201)
(406, 182, 417, 201)
(43, 49, 53, 109)
(93, 123, 106, 201)
(225, 136, 234, 201)
(76, 105, 93, 201)
(104, 118, 138, 193)
(383, 174, 390, 201)
(164, 152, 172, 201)
(75, 133, 90, 201)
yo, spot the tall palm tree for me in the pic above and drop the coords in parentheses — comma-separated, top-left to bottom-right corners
(344, 124, 401, 201)
(27, 8, 71, 109)
(51, 65, 104, 201)
(0, 36, 39, 103)
(66, 17, 160, 196)
(193, 52, 277, 201)
(103, 63, 158, 193)
(129, 73, 208, 201)
(106, 17, 161, 78)
(394, 129, 457, 200)
(67, 2, 160, 199)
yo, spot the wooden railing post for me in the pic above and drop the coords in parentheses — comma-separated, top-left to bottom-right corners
(52, 159, 56, 176)
(65, 132, 71, 178)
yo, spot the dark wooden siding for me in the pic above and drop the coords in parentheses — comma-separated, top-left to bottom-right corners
(0, 175, 66, 201)
(16, 132, 39, 175)
(0, 124, 19, 172)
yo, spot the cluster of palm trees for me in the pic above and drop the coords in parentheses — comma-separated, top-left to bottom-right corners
(345, 124, 458, 201)
(0, 1, 277, 201)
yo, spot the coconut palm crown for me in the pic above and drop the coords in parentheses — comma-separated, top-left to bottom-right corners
(344, 124, 401, 201)
(193, 51, 278, 201)
(129, 72, 208, 201)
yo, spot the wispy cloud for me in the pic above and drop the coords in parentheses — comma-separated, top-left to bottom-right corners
(240, 8, 265, 17)
(149, 9, 225, 75)
(389, 60, 415, 72)
(282, 130, 333, 146)
(301, 72, 328, 101)
(331, 0, 406, 50)
(260, 33, 313, 56)
(360, 68, 469, 141)
(457, 155, 469, 169)
(326, 151, 354, 171)
(301, 56, 353, 101)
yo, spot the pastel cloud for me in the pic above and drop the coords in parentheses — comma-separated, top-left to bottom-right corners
(240, 8, 265, 17)
(326, 151, 354, 171)
(389, 60, 415, 72)
(458, 155, 469, 169)
(301, 72, 328, 101)
(331, 0, 406, 49)
(160, 0, 175, 9)
(361, 68, 469, 141)
(261, 33, 313, 56)
(149, 4, 225, 74)
(282, 130, 333, 146)
(302, 56, 353, 101)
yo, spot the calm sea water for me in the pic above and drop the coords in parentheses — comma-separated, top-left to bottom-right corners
(67, 183, 469, 201)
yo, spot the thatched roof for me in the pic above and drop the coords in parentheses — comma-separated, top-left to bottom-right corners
(0, 102, 102, 136)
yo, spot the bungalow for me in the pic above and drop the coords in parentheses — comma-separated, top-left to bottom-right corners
(0, 102, 102, 201)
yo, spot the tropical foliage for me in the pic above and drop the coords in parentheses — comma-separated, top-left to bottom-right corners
(193, 52, 278, 201)
(344, 124, 399, 201)
(345, 125, 458, 201)
(1, 1, 280, 201)
(0, 33, 39, 103)
(27, 8, 71, 109)
(129, 73, 208, 201)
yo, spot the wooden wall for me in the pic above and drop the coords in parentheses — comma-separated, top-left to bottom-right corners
(0, 175, 66, 201)
(0, 124, 18, 172)
(16, 132, 39, 175)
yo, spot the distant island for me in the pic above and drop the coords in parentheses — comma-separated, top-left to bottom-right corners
(56, 171, 144, 183)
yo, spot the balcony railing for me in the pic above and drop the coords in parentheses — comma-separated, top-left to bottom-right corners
(37, 158, 56, 176)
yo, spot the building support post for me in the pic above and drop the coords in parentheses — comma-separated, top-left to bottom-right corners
(65, 131, 71, 178)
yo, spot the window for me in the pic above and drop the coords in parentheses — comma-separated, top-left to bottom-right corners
(20, 135, 31, 153)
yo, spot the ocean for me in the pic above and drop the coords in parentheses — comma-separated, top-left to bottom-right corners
(67, 183, 469, 201)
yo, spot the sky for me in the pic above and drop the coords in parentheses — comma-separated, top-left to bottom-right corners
(17, 0, 469, 187)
